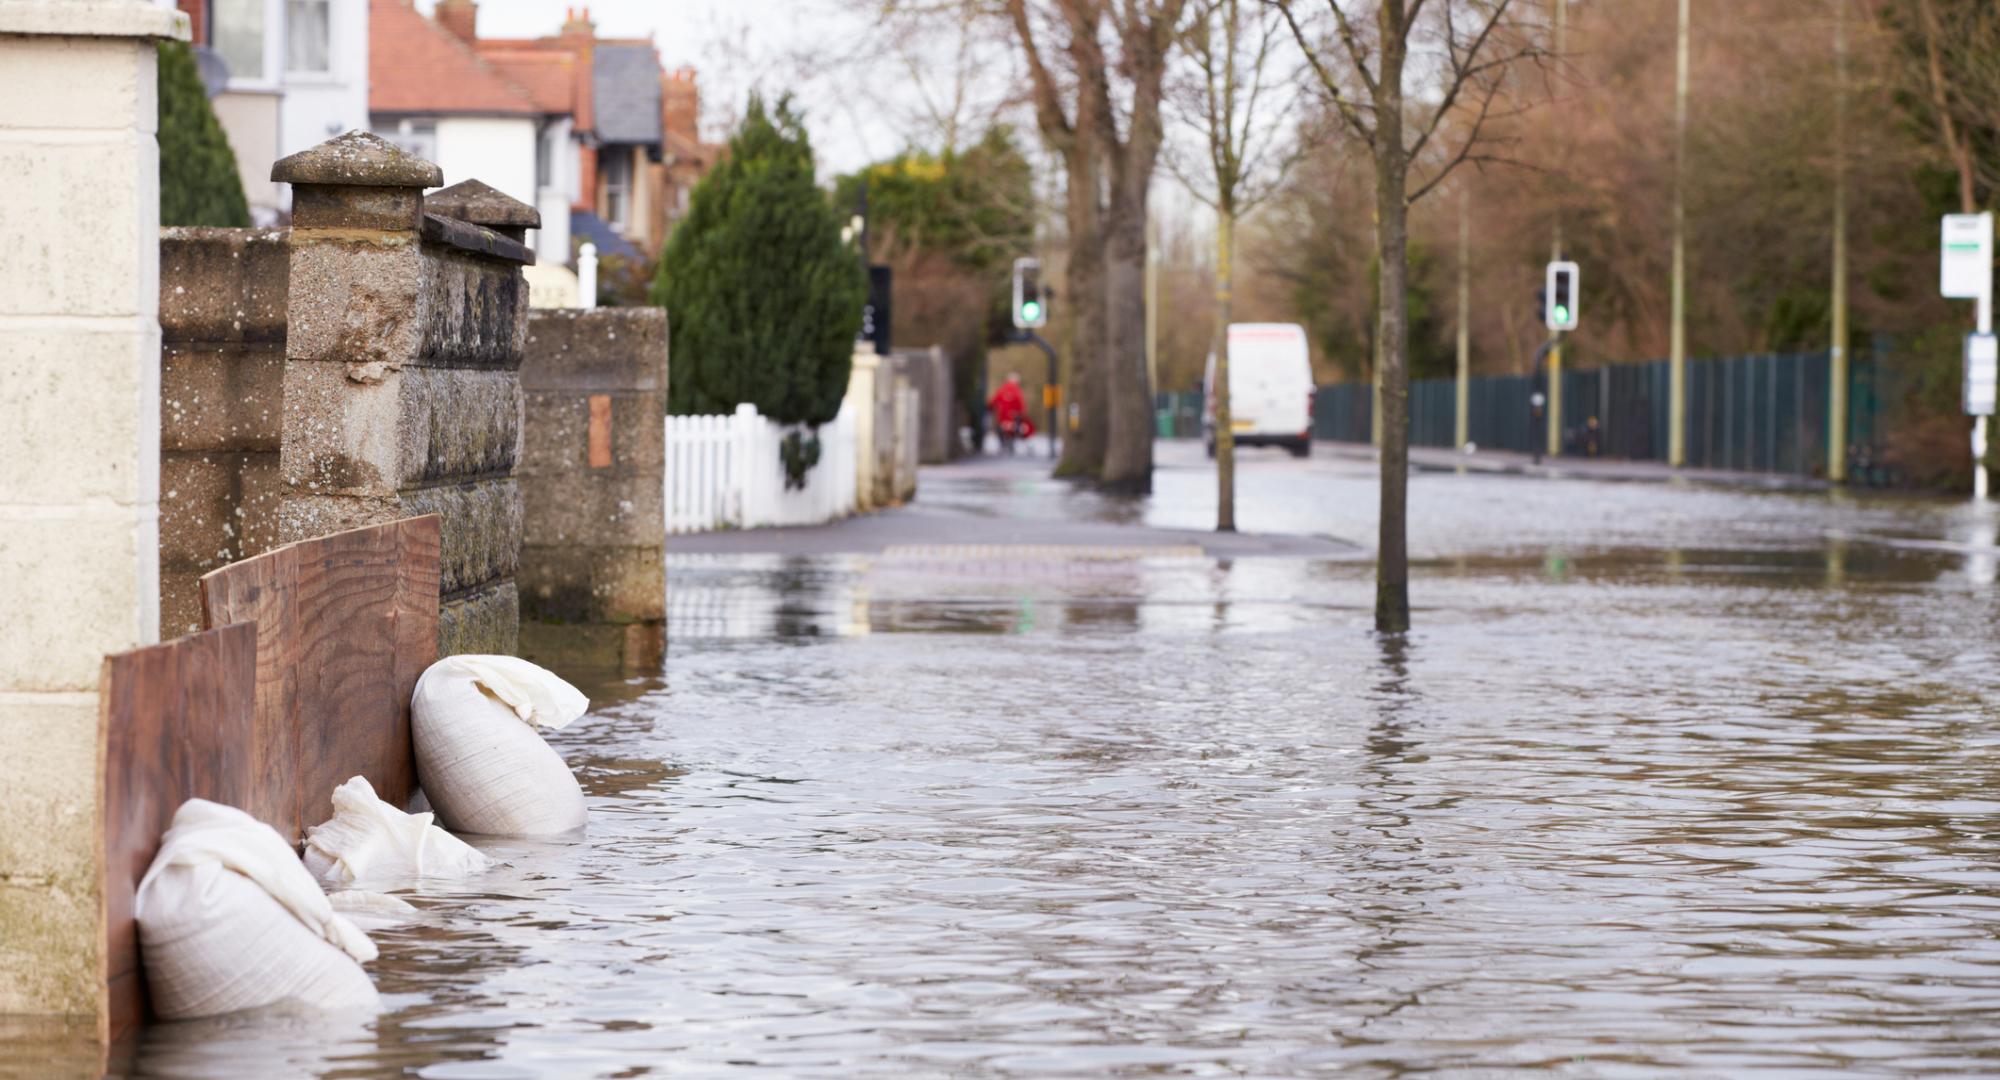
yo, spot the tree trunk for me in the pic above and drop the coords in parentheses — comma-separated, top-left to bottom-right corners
(1214, 204, 1237, 531)
(1372, 11, 1411, 633)
(1101, 193, 1154, 494)
(1058, 145, 1109, 478)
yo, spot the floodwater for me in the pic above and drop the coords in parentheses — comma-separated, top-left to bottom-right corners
(14, 443, 2000, 1078)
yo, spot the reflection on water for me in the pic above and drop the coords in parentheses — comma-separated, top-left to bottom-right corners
(12, 471, 2000, 1077)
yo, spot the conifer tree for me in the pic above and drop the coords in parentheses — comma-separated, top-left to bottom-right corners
(651, 95, 866, 425)
(156, 41, 250, 228)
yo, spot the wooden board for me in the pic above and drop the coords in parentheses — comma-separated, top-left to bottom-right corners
(97, 622, 257, 1042)
(199, 514, 443, 843)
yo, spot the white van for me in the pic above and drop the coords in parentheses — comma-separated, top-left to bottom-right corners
(1204, 323, 1315, 458)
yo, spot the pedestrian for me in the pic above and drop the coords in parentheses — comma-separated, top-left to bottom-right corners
(990, 372, 1027, 455)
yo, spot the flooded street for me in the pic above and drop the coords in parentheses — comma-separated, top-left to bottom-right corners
(21, 443, 2000, 1078)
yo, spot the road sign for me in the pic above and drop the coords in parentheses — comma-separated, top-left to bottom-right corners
(1941, 213, 1992, 300)
(1012, 257, 1047, 330)
(1545, 261, 1579, 331)
(1966, 333, 1997, 416)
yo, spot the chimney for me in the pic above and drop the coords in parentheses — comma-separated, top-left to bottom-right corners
(436, 0, 477, 44)
(662, 68, 699, 144)
(561, 5, 596, 37)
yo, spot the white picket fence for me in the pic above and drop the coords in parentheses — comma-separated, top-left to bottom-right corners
(666, 403, 859, 534)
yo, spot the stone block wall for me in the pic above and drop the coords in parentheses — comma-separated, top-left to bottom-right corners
(157, 228, 288, 636)
(517, 308, 668, 673)
(271, 136, 533, 657)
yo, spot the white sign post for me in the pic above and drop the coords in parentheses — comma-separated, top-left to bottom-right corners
(1942, 212, 1994, 499)
(1966, 333, 1997, 417)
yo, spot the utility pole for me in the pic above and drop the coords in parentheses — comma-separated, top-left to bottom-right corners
(1456, 186, 1471, 450)
(1546, 0, 1567, 461)
(1828, 0, 1850, 482)
(1668, 0, 1690, 467)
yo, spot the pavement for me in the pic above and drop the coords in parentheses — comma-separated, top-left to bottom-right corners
(668, 447, 1360, 559)
(1350, 441, 1832, 491)
(668, 437, 1851, 561)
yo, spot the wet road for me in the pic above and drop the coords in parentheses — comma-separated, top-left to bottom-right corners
(17, 441, 2000, 1078)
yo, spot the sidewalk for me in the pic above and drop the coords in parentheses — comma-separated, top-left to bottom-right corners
(1315, 441, 1832, 492)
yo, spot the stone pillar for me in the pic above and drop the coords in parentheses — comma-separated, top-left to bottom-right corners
(517, 308, 668, 674)
(0, 0, 187, 1017)
(271, 134, 534, 657)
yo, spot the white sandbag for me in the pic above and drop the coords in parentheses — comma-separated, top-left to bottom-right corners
(135, 800, 379, 1020)
(303, 775, 492, 886)
(328, 889, 420, 934)
(411, 655, 589, 837)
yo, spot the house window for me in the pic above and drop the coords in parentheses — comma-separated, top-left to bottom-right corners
(286, 0, 331, 74)
(372, 119, 436, 164)
(604, 150, 631, 230)
(212, 0, 266, 82)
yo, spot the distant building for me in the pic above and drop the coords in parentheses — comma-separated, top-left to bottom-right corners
(170, 0, 371, 223)
(366, 0, 720, 270)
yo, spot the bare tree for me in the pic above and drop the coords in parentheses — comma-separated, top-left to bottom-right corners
(1898, 0, 2000, 214)
(1008, 0, 1115, 478)
(1271, 0, 1541, 632)
(1173, 0, 1302, 530)
(1098, 1, 1196, 494)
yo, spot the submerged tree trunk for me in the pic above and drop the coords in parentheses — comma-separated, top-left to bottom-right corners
(1372, 13, 1411, 633)
(1214, 205, 1237, 531)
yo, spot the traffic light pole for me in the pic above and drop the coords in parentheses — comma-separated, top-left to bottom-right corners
(1026, 330, 1060, 459)
(1546, 336, 1563, 459)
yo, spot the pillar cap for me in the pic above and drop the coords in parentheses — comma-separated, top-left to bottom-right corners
(0, 1, 188, 39)
(426, 179, 541, 230)
(272, 131, 442, 188)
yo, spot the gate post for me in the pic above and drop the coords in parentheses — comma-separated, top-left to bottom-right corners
(0, 0, 187, 1018)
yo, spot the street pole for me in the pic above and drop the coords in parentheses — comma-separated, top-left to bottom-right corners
(1828, 0, 1850, 483)
(1669, 0, 1689, 467)
(1546, 0, 1567, 461)
(1028, 330, 1061, 459)
(1456, 186, 1471, 450)
(1979, 288, 1992, 500)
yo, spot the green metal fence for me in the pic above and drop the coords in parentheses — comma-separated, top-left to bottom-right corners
(1311, 351, 1896, 479)
(1154, 391, 1205, 438)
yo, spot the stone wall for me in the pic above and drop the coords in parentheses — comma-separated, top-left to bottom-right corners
(271, 136, 533, 656)
(896, 346, 957, 464)
(517, 308, 668, 673)
(157, 228, 288, 636)
(0, 0, 187, 1018)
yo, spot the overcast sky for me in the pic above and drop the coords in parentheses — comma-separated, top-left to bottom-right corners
(466, 0, 973, 176)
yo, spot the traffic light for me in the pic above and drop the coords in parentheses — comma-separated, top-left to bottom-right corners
(1545, 260, 1580, 331)
(1013, 257, 1047, 330)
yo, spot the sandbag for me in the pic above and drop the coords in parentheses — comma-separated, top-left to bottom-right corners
(411, 655, 589, 836)
(303, 775, 492, 886)
(135, 800, 379, 1020)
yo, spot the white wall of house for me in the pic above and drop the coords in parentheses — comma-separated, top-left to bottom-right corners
(201, 0, 368, 216)
(276, 0, 367, 160)
(535, 116, 573, 264)
(433, 115, 538, 208)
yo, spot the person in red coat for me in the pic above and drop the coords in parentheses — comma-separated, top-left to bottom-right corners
(989, 373, 1032, 453)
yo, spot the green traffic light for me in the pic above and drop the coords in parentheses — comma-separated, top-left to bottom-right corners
(1553, 304, 1570, 323)
(1022, 300, 1042, 322)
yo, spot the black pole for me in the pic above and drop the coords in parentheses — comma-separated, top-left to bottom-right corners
(1028, 330, 1060, 458)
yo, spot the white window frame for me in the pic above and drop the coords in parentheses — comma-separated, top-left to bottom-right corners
(213, 0, 282, 91)
(603, 149, 631, 230)
(372, 117, 437, 164)
(283, 0, 334, 80)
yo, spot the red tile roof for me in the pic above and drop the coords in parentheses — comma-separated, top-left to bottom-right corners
(475, 37, 593, 131)
(370, 0, 538, 116)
